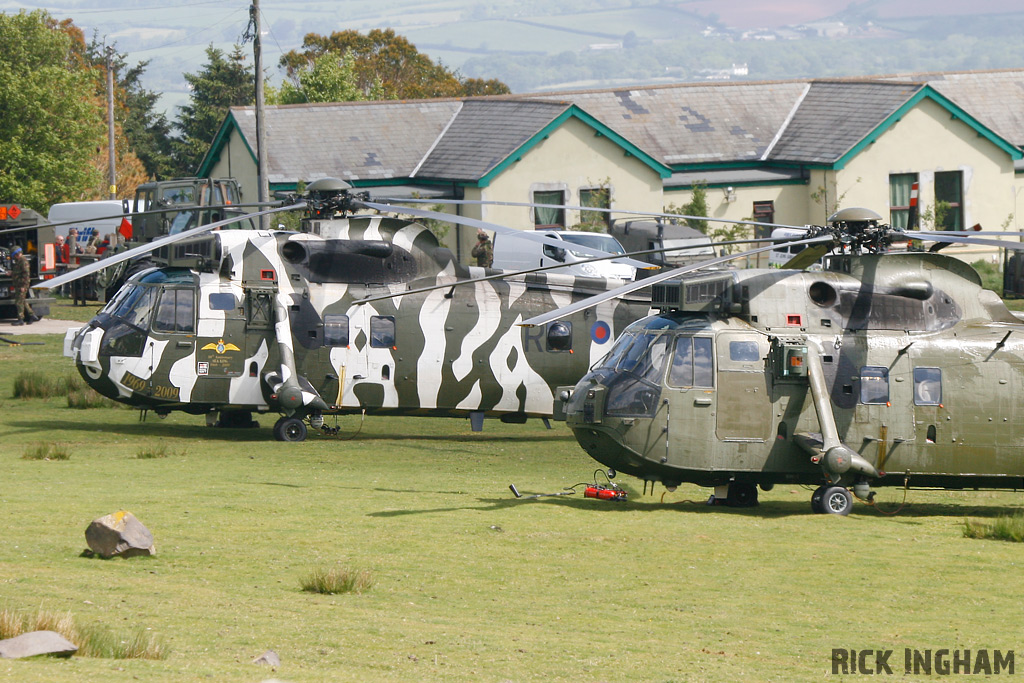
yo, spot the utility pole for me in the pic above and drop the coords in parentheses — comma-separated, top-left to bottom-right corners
(251, 0, 270, 230)
(106, 46, 116, 200)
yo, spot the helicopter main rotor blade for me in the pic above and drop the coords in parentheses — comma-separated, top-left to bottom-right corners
(914, 233, 1024, 251)
(353, 235, 793, 305)
(359, 200, 651, 270)
(379, 196, 813, 232)
(0, 201, 280, 238)
(520, 235, 835, 327)
(32, 202, 306, 291)
(782, 242, 833, 270)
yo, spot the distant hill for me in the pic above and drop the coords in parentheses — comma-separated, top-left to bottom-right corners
(17, 0, 1024, 114)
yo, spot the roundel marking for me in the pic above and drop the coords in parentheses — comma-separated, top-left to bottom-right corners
(591, 321, 611, 344)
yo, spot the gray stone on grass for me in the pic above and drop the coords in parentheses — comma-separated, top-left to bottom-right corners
(84, 510, 156, 559)
(0, 631, 77, 659)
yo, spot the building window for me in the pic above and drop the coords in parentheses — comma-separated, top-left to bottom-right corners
(752, 201, 774, 239)
(578, 187, 610, 230)
(889, 173, 917, 229)
(934, 171, 963, 230)
(533, 190, 565, 229)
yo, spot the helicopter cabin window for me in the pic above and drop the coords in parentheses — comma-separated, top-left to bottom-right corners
(668, 337, 714, 388)
(579, 187, 610, 231)
(153, 288, 195, 334)
(859, 366, 889, 404)
(889, 173, 918, 229)
(208, 293, 236, 311)
(533, 190, 565, 229)
(934, 171, 963, 230)
(324, 315, 350, 347)
(729, 340, 760, 362)
(370, 315, 396, 348)
(913, 367, 942, 406)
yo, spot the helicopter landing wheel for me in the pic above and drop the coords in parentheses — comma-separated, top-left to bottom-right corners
(810, 485, 828, 513)
(274, 416, 308, 442)
(726, 482, 758, 507)
(821, 486, 853, 516)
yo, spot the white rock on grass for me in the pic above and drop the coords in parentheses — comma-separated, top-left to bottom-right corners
(0, 631, 77, 659)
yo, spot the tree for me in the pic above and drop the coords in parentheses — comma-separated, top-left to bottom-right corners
(174, 45, 254, 174)
(0, 11, 106, 211)
(270, 51, 383, 104)
(279, 29, 509, 100)
(666, 181, 709, 233)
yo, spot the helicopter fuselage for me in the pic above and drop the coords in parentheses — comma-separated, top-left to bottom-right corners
(564, 252, 1024, 505)
(64, 216, 648, 436)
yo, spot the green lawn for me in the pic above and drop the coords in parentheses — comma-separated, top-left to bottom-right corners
(1, 334, 1023, 681)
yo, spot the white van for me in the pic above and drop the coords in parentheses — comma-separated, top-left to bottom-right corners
(492, 230, 635, 280)
(768, 227, 817, 268)
(47, 200, 127, 243)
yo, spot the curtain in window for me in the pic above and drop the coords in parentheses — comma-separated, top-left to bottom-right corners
(533, 191, 565, 227)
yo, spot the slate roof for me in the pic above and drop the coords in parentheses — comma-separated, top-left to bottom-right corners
(212, 69, 1024, 188)
(766, 81, 924, 164)
(518, 81, 810, 165)
(414, 100, 571, 181)
(887, 69, 1024, 148)
(227, 100, 461, 184)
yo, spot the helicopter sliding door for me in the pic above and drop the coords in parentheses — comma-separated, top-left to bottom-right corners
(715, 333, 771, 443)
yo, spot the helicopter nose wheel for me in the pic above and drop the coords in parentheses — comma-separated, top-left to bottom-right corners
(811, 485, 853, 515)
(273, 416, 308, 442)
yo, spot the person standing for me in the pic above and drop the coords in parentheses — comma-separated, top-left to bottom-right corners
(10, 246, 38, 325)
(471, 229, 493, 267)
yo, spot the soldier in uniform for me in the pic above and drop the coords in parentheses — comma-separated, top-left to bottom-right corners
(471, 229, 493, 267)
(10, 246, 39, 325)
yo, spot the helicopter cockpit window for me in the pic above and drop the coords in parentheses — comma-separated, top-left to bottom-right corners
(669, 337, 714, 388)
(913, 367, 942, 406)
(324, 315, 350, 347)
(153, 288, 195, 334)
(111, 284, 159, 331)
(604, 333, 669, 417)
(860, 366, 889, 404)
(370, 316, 395, 348)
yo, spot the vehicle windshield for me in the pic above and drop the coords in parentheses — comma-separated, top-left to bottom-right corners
(560, 232, 626, 257)
(596, 331, 669, 417)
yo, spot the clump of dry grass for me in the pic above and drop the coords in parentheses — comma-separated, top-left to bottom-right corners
(300, 566, 374, 595)
(22, 442, 71, 460)
(0, 607, 167, 659)
(963, 511, 1024, 542)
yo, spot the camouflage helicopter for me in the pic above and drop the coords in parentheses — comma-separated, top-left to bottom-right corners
(528, 207, 1024, 515)
(38, 179, 656, 441)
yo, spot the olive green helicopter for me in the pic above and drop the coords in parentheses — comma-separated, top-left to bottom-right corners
(523, 207, 1024, 515)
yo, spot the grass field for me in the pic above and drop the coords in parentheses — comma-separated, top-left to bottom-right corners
(1, 331, 1024, 681)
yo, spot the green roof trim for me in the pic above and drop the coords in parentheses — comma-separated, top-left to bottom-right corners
(834, 85, 1023, 170)
(476, 105, 671, 188)
(197, 112, 257, 178)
